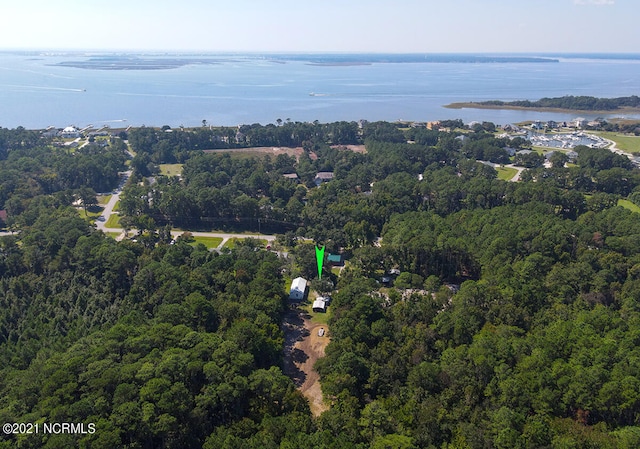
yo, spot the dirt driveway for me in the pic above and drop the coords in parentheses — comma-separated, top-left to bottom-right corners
(282, 307, 330, 416)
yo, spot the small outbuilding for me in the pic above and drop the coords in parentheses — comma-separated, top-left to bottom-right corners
(283, 173, 300, 182)
(289, 277, 307, 301)
(327, 253, 344, 266)
(314, 172, 334, 186)
(312, 299, 326, 313)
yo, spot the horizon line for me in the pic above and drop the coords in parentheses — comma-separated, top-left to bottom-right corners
(1, 48, 640, 56)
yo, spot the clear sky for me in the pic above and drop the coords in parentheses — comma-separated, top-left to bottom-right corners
(1, 0, 637, 53)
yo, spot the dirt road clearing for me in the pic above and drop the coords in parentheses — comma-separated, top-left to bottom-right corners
(282, 308, 330, 416)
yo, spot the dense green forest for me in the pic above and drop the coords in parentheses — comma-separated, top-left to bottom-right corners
(2, 121, 640, 448)
(477, 95, 640, 112)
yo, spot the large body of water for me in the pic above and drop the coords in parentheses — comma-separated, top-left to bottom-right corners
(0, 52, 639, 129)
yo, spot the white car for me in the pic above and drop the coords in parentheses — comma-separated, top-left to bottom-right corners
(318, 328, 325, 337)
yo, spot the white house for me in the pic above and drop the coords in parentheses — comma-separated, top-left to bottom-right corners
(61, 126, 81, 138)
(574, 117, 588, 128)
(289, 277, 307, 300)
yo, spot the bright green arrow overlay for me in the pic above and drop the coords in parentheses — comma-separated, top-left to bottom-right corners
(315, 245, 325, 280)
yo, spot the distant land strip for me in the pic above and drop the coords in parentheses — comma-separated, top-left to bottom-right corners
(52, 57, 226, 70)
(51, 54, 560, 70)
(445, 95, 640, 114)
(273, 54, 559, 64)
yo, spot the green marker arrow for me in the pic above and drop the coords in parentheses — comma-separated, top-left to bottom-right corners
(315, 245, 325, 280)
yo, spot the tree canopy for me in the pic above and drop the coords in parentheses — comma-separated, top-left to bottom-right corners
(3, 121, 640, 448)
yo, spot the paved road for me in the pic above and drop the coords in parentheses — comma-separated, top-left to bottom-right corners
(602, 137, 636, 161)
(95, 170, 131, 233)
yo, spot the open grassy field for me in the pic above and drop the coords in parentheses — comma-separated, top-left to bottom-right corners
(593, 132, 640, 154)
(105, 214, 121, 228)
(223, 237, 268, 249)
(618, 199, 640, 213)
(191, 236, 223, 249)
(496, 166, 518, 181)
(159, 164, 183, 176)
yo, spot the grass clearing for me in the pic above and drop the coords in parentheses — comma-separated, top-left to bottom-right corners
(223, 238, 239, 249)
(78, 206, 104, 220)
(223, 237, 268, 249)
(302, 292, 332, 325)
(496, 166, 518, 181)
(159, 164, 183, 176)
(105, 232, 122, 239)
(532, 146, 551, 154)
(97, 194, 111, 206)
(105, 214, 121, 228)
(191, 236, 223, 249)
(618, 199, 640, 213)
(593, 132, 640, 154)
(283, 276, 293, 296)
(305, 304, 332, 325)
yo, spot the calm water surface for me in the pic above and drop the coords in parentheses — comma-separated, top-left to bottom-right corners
(0, 53, 639, 129)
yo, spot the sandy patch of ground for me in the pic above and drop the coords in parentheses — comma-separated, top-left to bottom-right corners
(282, 306, 330, 416)
(204, 146, 318, 161)
(204, 145, 366, 160)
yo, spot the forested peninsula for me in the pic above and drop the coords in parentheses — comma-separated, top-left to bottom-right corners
(446, 95, 640, 113)
(3, 120, 640, 448)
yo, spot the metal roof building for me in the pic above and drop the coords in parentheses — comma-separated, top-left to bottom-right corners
(289, 277, 307, 300)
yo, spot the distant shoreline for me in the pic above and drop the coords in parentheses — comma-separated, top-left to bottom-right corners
(443, 102, 640, 115)
(45, 53, 560, 71)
